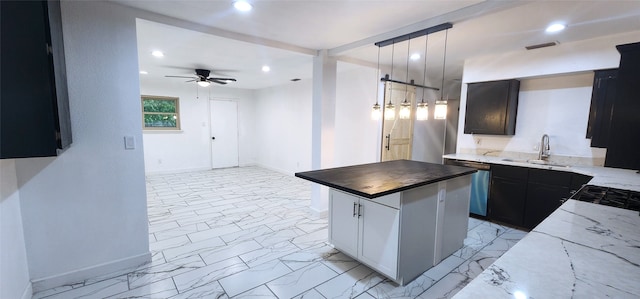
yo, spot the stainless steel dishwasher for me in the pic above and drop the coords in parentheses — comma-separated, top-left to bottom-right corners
(445, 159, 491, 217)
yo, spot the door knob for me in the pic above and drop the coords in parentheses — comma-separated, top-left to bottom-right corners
(211, 137, 216, 140)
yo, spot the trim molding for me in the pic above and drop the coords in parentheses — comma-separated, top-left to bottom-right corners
(21, 282, 33, 299)
(31, 252, 151, 293)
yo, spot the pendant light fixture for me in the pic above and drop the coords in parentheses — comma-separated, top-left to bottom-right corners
(371, 47, 382, 120)
(384, 42, 396, 121)
(434, 29, 449, 120)
(372, 23, 453, 121)
(416, 35, 430, 121)
(399, 38, 412, 120)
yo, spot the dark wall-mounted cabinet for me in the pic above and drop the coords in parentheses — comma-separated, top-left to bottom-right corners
(464, 79, 520, 135)
(0, 0, 72, 159)
(604, 42, 640, 170)
(586, 69, 617, 148)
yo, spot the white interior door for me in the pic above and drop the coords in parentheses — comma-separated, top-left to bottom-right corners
(210, 100, 239, 169)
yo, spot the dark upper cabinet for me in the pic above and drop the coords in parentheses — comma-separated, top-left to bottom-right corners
(0, 0, 72, 159)
(464, 79, 520, 135)
(605, 42, 640, 170)
(586, 69, 617, 148)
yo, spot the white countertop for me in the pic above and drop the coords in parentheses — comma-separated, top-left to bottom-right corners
(453, 199, 640, 298)
(443, 153, 640, 192)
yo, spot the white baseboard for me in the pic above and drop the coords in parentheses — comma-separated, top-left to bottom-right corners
(31, 251, 151, 293)
(252, 162, 295, 176)
(309, 205, 328, 218)
(21, 282, 33, 299)
(144, 166, 211, 175)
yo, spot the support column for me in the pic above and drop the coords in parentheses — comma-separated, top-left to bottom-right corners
(310, 50, 337, 215)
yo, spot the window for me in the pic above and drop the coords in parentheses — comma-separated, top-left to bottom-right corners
(141, 95, 180, 130)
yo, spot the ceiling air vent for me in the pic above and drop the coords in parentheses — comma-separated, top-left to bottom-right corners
(525, 41, 558, 50)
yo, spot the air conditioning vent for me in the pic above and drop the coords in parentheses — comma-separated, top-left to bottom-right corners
(525, 41, 558, 50)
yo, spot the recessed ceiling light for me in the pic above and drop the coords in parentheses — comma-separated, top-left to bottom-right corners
(410, 53, 420, 61)
(234, 1, 252, 12)
(139, 71, 148, 75)
(545, 23, 566, 33)
(262, 65, 270, 72)
(151, 50, 164, 57)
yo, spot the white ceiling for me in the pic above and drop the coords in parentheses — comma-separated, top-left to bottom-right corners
(119, 0, 640, 90)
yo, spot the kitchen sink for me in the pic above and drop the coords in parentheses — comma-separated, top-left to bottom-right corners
(500, 158, 570, 168)
(527, 159, 571, 168)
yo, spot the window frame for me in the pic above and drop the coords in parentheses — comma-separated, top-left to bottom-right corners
(141, 95, 181, 130)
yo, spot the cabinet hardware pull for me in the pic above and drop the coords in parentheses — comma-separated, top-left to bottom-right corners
(385, 134, 391, 151)
(358, 204, 363, 218)
(353, 202, 357, 217)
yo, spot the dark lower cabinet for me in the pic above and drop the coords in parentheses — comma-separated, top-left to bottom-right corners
(488, 165, 528, 227)
(489, 165, 593, 229)
(524, 183, 569, 229)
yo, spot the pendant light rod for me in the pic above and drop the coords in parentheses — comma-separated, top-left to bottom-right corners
(440, 28, 449, 101)
(381, 74, 439, 91)
(375, 23, 452, 48)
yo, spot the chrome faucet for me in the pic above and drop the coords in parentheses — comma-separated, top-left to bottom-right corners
(539, 134, 550, 160)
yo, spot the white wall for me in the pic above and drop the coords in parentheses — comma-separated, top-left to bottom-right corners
(253, 80, 313, 175)
(333, 63, 458, 165)
(334, 64, 380, 166)
(141, 80, 256, 174)
(456, 31, 640, 162)
(14, 1, 149, 290)
(0, 160, 32, 299)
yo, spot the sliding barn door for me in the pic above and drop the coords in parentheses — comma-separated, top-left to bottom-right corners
(381, 82, 416, 161)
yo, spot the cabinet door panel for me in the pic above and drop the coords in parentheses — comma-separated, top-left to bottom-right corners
(359, 199, 399, 279)
(464, 80, 519, 135)
(329, 191, 359, 257)
(488, 178, 526, 226)
(524, 183, 569, 229)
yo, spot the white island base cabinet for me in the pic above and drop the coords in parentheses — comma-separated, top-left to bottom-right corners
(328, 175, 471, 286)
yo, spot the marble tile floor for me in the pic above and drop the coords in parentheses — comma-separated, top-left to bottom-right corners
(32, 166, 527, 299)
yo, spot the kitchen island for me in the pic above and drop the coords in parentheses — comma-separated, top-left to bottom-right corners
(295, 160, 476, 285)
(453, 199, 640, 298)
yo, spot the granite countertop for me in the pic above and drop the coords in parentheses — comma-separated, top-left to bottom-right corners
(443, 153, 640, 192)
(294, 160, 476, 199)
(453, 199, 640, 298)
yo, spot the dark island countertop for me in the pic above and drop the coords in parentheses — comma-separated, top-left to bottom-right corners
(294, 160, 476, 199)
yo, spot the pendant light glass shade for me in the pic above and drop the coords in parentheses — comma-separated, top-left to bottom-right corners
(416, 100, 429, 120)
(434, 100, 447, 119)
(371, 103, 381, 120)
(384, 102, 396, 120)
(399, 99, 411, 119)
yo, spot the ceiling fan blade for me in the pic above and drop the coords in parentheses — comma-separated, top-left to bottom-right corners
(209, 77, 237, 82)
(165, 75, 195, 79)
(185, 79, 195, 82)
(209, 79, 228, 85)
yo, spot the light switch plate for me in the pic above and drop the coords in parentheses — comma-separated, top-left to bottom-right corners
(124, 136, 135, 150)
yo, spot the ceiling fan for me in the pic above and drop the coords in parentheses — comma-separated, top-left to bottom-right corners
(165, 69, 236, 87)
